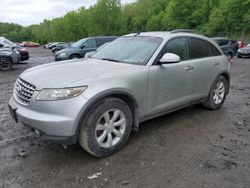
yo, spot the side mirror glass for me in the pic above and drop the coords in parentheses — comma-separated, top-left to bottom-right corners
(159, 53, 180, 64)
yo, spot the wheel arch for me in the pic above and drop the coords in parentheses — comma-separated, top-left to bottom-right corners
(220, 72, 230, 94)
(69, 53, 81, 59)
(75, 90, 140, 141)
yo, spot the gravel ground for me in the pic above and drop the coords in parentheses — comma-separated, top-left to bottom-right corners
(0, 47, 250, 188)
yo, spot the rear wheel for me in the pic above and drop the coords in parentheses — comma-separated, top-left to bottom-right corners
(79, 97, 132, 157)
(0, 57, 12, 71)
(202, 76, 228, 110)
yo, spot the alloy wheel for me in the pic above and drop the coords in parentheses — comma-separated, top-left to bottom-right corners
(95, 109, 126, 148)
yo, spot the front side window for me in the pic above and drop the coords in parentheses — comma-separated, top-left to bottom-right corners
(92, 36, 163, 65)
(189, 38, 211, 59)
(162, 37, 189, 61)
(84, 39, 96, 48)
(72, 39, 87, 48)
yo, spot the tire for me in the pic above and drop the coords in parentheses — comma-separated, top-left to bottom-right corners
(0, 57, 12, 71)
(79, 97, 132, 157)
(70, 54, 81, 59)
(202, 75, 228, 110)
(237, 55, 242, 58)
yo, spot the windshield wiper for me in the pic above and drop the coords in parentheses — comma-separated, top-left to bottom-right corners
(101, 58, 120, 62)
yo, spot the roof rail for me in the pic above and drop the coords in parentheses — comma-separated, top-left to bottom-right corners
(170, 29, 195, 34)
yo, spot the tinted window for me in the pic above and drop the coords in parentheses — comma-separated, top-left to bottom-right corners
(189, 38, 211, 59)
(210, 44, 221, 56)
(96, 37, 116, 47)
(162, 38, 189, 61)
(84, 39, 96, 48)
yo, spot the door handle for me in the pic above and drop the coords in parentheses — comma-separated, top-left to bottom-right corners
(213, 62, 220, 66)
(185, 65, 194, 71)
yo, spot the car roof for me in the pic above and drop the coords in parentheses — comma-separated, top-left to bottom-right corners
(212, 37, 229, 40)
(124, 31, 210, 41)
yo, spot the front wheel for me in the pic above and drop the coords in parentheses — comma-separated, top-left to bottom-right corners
(70, 54, 80, 59)
(79, 97, 132, 157)
(202, 76, 228, 110)
(0, 57, 12, 71)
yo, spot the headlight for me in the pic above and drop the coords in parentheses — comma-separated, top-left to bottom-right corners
(36, 86, 87, 101)
(59, 52, 67, 57)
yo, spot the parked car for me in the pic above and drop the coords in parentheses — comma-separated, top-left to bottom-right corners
(84, 42, 110, 58)
(213, 37, 239, 59)
(9, 31, 230, 157)
(237, 44, 250, 58)
(55, 36, 117, 61)
(0, 37, 29, 61)
(0, 43, 20, 70)
(22, 41, 39, 47)
(47, 42, 64, 49)
(51, 43, 70, 53)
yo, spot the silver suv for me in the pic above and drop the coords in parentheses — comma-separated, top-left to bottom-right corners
(9, 31, 230, 157)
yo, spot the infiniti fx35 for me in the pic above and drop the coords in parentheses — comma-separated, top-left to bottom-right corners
(9, 31, 230, 157)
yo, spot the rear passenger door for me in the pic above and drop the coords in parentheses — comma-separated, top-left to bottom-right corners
(187, 37, 222, 101)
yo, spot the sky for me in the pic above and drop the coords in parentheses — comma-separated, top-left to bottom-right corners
(0, 0, 136, 26)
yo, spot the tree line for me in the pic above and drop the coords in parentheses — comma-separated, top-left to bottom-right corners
(0, 0, 249, 43)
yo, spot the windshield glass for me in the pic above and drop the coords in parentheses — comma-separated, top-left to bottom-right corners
(72, 38, 87, 48)
(92, 36, 162, 65)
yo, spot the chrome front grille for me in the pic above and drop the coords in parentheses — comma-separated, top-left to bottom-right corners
(14, 78, 36, 104)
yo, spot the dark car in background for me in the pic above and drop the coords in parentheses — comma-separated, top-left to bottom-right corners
(237, 43, 250, 58)
(55, 36, 117, 61)
(213, 37, 239, 59)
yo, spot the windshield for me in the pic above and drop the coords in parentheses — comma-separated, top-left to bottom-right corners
(92, 36, 162, 65)
(72, 38, 87, 48)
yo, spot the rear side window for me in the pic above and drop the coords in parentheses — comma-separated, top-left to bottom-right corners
(96, 37, 116, 47)
(189, 38, 211, 59)
(162, 37, 189, 61)
(210, 44, 221, 56)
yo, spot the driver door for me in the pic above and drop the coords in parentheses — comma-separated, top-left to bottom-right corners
(146, 37, 192, 116)
(80, 38, 97, 56)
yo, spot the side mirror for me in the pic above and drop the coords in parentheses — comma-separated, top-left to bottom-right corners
(81, 44, 86, 49)
(159, 53, 180, 64)
(0, 43, 3, 48)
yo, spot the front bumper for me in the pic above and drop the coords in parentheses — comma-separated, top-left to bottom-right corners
(8, 93, 89, 144)
(55, 54, 69, 61)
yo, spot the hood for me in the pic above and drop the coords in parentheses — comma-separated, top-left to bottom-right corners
(20, 58, 146, 90)
(0, 48, 12, 55)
